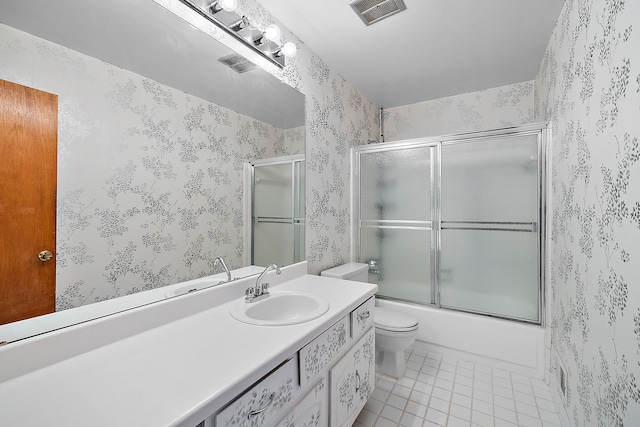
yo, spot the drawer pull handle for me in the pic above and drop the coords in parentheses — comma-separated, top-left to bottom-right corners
(355, 370, 361, 393)
(248, 392, 275, 419)
(358, 310, 371, 321)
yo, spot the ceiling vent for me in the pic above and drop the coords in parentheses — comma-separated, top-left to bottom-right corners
(349, 0, 406, 26)
(218, 54, 257, 73)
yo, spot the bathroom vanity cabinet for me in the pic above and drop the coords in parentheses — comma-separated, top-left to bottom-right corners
(0, 263, 378, 427)
(210, 296, 375, 427)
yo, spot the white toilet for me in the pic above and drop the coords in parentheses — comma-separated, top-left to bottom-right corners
(320, 263, 418, 378)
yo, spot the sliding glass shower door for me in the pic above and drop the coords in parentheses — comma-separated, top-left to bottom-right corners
(357, 144, 435, 305)
(439, 135, 540, 322)
(354, 125, 545, 324)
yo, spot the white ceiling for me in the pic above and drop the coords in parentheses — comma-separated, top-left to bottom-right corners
(259, 0, 565, 108)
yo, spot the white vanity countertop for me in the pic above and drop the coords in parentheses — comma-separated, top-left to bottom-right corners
(0, 269, 377, 426)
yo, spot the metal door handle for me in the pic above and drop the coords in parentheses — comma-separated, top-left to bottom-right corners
(248, 393, 275, 418)
(38, 250, 53, 262)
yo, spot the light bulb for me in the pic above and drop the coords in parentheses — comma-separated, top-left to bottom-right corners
(245, 15, 258, 30)
(264, 24, 281, 43)
(280, 42, 297, 58)
(219, 0, 237, 12)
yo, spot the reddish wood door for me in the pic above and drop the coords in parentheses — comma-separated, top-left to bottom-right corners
(0, 79, 57, 325)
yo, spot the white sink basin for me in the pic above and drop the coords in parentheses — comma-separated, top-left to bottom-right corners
(230, 291, 330, 326)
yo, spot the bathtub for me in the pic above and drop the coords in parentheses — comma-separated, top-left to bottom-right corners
(376, 298, 548, 378)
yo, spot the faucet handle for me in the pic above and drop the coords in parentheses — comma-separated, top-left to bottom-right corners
(245, 287, 255, 302)
(261, 283, 269, 295)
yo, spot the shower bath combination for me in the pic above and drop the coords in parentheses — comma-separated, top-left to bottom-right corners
(352, 123, 548, 325)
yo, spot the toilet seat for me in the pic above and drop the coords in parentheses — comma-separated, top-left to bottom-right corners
(375, 307, 418, 332)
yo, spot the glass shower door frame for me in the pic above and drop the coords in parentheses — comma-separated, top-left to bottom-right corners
(352, 123, 548, 325)
(438, 130, 546, 323)
(351, 140, 440, 305)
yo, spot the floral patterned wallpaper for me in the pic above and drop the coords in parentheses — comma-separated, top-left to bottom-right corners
(383, 81, 535, 142)
(0, 23, 304, 309)
(228, 1, 380, 275)
(0, 0, 380, 310)
(535, 0, 640, 424)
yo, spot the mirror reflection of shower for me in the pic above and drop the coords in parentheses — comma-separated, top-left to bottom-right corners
(246, 155, 305, 267)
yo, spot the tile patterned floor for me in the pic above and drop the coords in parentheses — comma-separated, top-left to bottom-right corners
(355, 345, 563, 427)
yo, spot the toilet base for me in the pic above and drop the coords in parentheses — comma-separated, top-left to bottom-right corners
(376, 349, 407, 378)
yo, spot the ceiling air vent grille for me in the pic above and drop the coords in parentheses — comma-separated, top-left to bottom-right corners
(218, 54, 257, 73)
(349, 0, 406, 26)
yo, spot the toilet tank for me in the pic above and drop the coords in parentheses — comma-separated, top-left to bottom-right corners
(320, 263, 369, 282)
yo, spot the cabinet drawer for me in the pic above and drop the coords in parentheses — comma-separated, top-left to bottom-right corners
(275, 377, 328, 427)
(351, 297, 374, 340)
(299, 316, 350, 387)
(215, 357, 299, 427)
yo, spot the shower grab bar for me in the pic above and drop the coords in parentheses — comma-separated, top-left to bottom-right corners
(254, 216, 305, 224)
(360, 225, 434, 231)
(441, 221, 537, 233)
(358, 220, 536, 232)
(442, 226, 534, 232)
(360, 219, 433, 229)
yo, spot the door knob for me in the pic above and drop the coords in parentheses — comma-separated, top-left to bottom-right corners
(38, 250, 53, 262)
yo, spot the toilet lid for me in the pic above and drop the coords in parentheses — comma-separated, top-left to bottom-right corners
(375, 307, 418, 332)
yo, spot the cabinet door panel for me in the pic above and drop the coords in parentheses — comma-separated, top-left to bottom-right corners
(330, 328, 375, 427)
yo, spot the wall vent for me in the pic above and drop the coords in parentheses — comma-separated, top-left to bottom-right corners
(349, 0, 406, 26)
(218, 54, 256, 73)
(558, 365, 566, 395)
(555, 352, 568, 403)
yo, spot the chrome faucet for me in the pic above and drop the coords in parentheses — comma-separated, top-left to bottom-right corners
(213, 256, 231, 284)
(246, 264, 281, 303)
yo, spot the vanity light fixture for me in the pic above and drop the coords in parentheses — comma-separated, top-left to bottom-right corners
(228, 16, 249, 32)
(208, 0, 237, 14)
(263, 24, 282, 43)
(253, 24, 281, 46)
(181, 0, 296, 69)
(275, 42, 297, 58)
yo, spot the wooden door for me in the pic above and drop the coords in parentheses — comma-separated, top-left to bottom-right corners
(0, 79, 57, 325)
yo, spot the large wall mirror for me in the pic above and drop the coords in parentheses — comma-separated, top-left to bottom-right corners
(0, 0, 305, 343)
